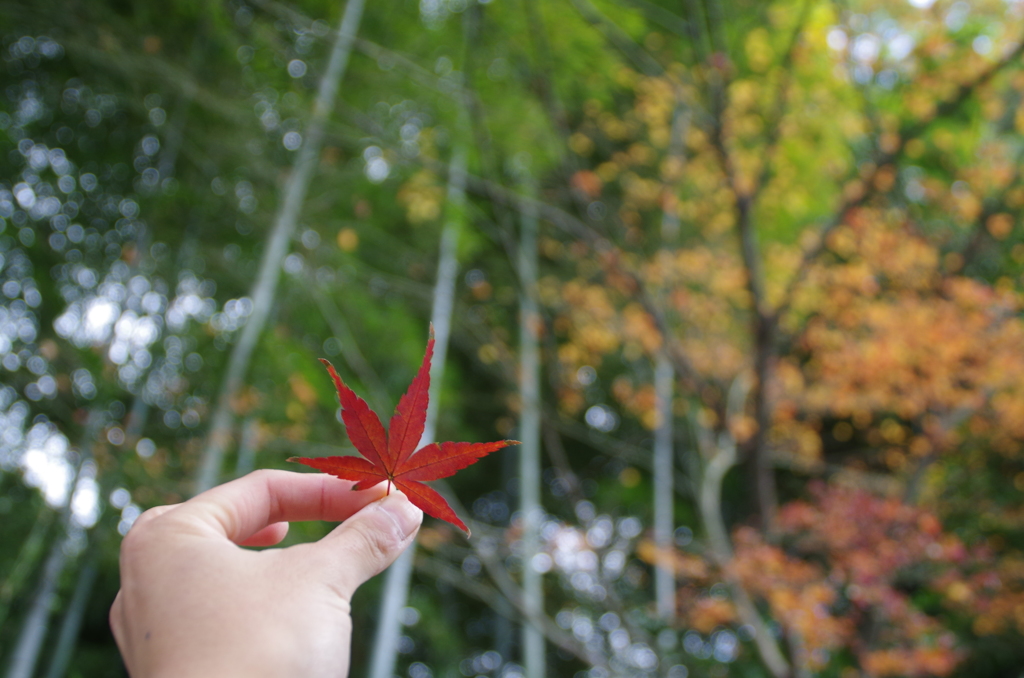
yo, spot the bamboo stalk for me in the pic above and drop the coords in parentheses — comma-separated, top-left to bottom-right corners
(517, 174, 545, 678)
(41, 553, 99, 678)
(233, 418, 261, 478)
(653, 100, 687, 624)
(195, 0, 366, 493)
(367, 146, 467, 678)
(3, 527, 74, 678)
(0, 504, 55, 632)
(3, 412, 104, 678)
(653, 353, 675, 622)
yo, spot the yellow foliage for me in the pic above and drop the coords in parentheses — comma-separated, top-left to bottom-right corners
(396, 170, 444, 224)
(337, 228, 359, 252)
(569, 132, 594, 156)
(745, 27, 775, 72)
(288, 374, 318, 407)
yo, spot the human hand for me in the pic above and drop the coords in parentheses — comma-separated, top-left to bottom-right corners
(109, 469, 422, 678)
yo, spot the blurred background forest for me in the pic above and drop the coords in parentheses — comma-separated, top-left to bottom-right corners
(2, 0, 1024, 676)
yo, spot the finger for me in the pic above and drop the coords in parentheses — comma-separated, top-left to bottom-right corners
(313, 491, 422, 599)
(129, 504, 180, 533)
(168, 469, 388, 543)
(238, 522, 289, 547)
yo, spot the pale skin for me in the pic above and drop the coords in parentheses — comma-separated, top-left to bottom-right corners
(109, 469, 423, 678)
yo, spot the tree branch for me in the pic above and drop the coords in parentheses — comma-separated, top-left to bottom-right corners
(774, 35, 1024, 323)
(696, 376, 792, 678)
(568, 0, 665, 76)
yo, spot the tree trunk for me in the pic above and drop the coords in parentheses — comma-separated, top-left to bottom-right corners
(697, 381, 791, 678)
(367, 146, 466, 678)
(517, 175, 545, 678)
(195, 0, 366, 493)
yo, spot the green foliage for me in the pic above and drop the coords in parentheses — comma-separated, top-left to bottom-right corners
(3, 0, 1024, 676)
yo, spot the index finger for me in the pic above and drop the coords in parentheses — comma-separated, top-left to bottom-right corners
(166, 469, 388, 543)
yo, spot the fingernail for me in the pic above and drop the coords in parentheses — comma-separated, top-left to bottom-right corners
(379, 493, 422, 539)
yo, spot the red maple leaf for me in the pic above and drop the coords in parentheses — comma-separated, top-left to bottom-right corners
(289, 331, 518, 536)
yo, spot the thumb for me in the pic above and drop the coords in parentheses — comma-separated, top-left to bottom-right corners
(316, 491, 422, 598)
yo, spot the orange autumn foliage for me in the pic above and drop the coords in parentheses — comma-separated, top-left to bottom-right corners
(730, 485, 968, 675)
(529, 8, 1024, 675)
